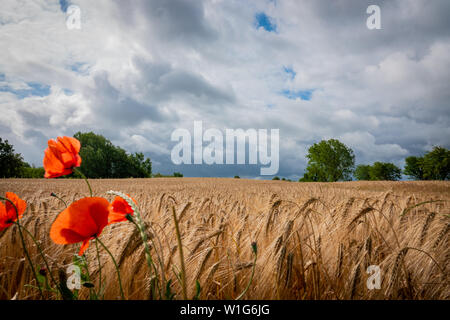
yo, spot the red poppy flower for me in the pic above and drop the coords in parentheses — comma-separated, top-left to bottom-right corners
(0, 192, 26, 232)
(43, 136, 82, 178)
(50, 197, 110, 256)
(108, 195, 137, 225)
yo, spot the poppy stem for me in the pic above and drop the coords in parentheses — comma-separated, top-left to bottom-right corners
(96, 238, 125, 300)
(50, 193, 68, 208)
(0, 197, 44, 299)
(73, 168, 93, 197)
(81, 254, 99, 300)
(95, 239, 102, 298)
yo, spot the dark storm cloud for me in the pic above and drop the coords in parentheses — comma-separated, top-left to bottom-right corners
(114, 0, 216, 44)
(290, 0, 450, 57)
(1, 0, 449, 179)
(132, 57, 236, 106)
(90, 72, 176, 126)
(21, 111, 49, 128)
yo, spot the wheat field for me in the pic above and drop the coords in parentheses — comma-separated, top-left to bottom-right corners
(0, 178, 449, 300)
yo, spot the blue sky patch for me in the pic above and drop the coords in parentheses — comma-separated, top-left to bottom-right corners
(63, 88, 74, 95)
(281, 89, 314, 101)
(0, 82, 51, 99)
(255, 12, 277, 32)
(283, 66, 296, 79)
(59, 0, 70, 12)
(70, 62, 90, 75)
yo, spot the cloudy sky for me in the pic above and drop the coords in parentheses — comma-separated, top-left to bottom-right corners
(1, 0, 449, 179)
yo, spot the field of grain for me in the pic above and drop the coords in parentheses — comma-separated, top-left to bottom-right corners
(0, 178, 449, 300)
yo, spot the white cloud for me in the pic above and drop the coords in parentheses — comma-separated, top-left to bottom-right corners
(0, 0, 449, 177)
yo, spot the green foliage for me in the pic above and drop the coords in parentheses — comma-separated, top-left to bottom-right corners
(128, 152, 152, 178)
(404, 156, 424, 180)
(404, 146, 449, 180)
(234, 175, 240, 179)
(0, 137, 24, 178)
(164, 279, 176, 300)
(153, 172, 184, 178)
(301, 139, 355, 182)
(272, 176, 280, 180)
(355, 162, 401, 181)
(73, 132, 152, 178)
(193, 280, 201, 300)
(370, 162, 402, 181)
(20, 163, 45, 178)
(421, 146, 449, 180)
(354, 164, 371, 181)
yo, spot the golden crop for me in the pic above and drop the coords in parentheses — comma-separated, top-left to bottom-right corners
(0, 178, 448, 300)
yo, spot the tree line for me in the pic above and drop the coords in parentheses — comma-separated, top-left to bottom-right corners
(299, 139, 449, 182)
(0, 132, 153, 179)
(1, 135, 448, 181)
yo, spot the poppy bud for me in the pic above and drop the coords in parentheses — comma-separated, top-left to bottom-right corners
(39, 267, 47, 276)
(251, 242, 257, 255)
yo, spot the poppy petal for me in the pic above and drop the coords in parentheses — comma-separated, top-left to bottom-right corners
(43, 136, 81, 178)
(43, 147, 65, 178)
(60, 136, 81, 154)
(0, 201, 6, 218)
(88, 200, 110, 234)
(75, 154, 82, 167)
(58, 228, 86, 244)
(0, 202, 7, 227)
(5, 192, 26, 222)
(78, 239, 90, 256)
(108, 211, 128, 224)
(50, 197, 110, 245)
(112, 197, 133, 215)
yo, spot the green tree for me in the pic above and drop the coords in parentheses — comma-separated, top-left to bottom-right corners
(0, 137, 25, 178)
(20, 163, 45, 178)
(298, 171, 319, 182)
(355, 162, 402, 181)
(301, 139, 355, 182)
(422, 146, 449, 180)
(404, 156, 424, 180)
(354, 164, 371, 181)
(404, 146, 449, 180)
(73, 132, 152, 178)
(369, 162, 402, 181)
(128, 152, 152, 178)
(272, 176, 280, 180)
